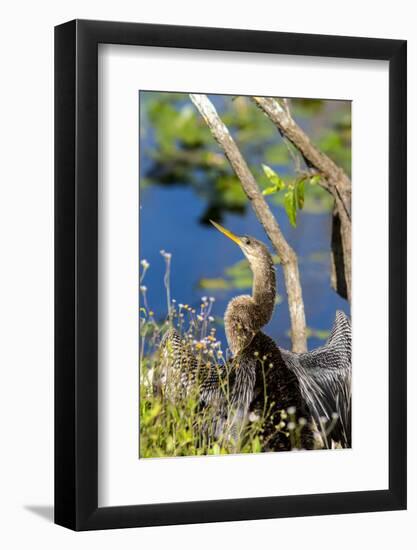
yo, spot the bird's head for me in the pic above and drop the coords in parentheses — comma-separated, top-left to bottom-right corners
(210, 220, 273, 270)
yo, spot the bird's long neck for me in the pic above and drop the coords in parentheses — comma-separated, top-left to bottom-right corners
(251, 256, 276, 328)
(224, 254, 276, 355)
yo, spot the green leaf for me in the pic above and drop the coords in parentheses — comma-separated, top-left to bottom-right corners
(262, 185, 279, 196)
(296, 178, 305, 209)
(309, 174, 321, 185)
(284, 188, 297, 227)
(262, 164, 285, 191)
(252, 437, 262, 453)
(211, 443, 221, 455)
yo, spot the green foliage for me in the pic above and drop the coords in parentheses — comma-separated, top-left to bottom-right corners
(295, 178, 305, 209)
(262, 174, 307, 228)
(284, 187, 297, 227)
(260, 162, 328, 227)
(298, 182, 334, 214)
(140, 92, 351, 223)
(140, 375, 277, 457)
(262, 163, 285, 194)
(262, 173, 333, 218)
(309, 174, 321, 186)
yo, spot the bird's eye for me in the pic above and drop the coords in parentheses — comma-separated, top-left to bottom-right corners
(244, 237, 251, 245)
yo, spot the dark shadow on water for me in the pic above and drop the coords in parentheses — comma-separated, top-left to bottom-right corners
(24, 505, 54, 523)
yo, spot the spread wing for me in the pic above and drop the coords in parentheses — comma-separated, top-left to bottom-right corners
(158, 328, 224, 405)
(157, 329, 256, 444)
(281, 311, 352, 447)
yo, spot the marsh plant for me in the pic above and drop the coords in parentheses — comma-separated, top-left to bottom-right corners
(139, 252, 334, 458)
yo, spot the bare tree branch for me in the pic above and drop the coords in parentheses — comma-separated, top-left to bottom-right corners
(190, 93, 307, 353)
(252, 97, 352, 302)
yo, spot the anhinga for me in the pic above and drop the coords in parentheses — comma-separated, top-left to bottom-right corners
(160, 221, 351, 451)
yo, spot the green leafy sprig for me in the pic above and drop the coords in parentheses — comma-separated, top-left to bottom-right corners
(261, 163, 321, 227)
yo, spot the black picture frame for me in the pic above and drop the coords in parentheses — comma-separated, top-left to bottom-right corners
(55, 19, 407, 531)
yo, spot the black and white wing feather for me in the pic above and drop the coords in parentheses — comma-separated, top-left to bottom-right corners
(158, 328, 255, 444)
(159, 328, 223, 405)
(281, 311, 352, 447)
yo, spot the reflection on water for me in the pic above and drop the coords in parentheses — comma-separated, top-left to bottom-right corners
(139, 184, 350, 352)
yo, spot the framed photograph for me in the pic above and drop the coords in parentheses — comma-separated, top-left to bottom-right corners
(55, 19, 407, 530)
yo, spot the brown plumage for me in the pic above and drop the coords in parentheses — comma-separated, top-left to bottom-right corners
(223, 235, 276, 355)
(213, 223, 313, 450)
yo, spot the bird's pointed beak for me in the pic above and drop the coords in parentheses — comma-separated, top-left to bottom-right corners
(210, 220, 242, 247)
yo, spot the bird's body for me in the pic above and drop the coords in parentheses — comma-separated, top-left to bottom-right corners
(237, 331, 315, 450)
(158, 221, 351, 451)
(220, 233, 314, 450)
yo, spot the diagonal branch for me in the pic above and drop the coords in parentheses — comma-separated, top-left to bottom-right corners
(252, 97, 352, 302)
(252, 97, 351, 214)
(190, 93, 307, 353)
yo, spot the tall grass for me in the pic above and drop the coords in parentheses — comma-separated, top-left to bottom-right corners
(139, 251, 324, 458)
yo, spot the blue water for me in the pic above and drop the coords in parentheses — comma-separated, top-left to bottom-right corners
(139, 184, 349, 352)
